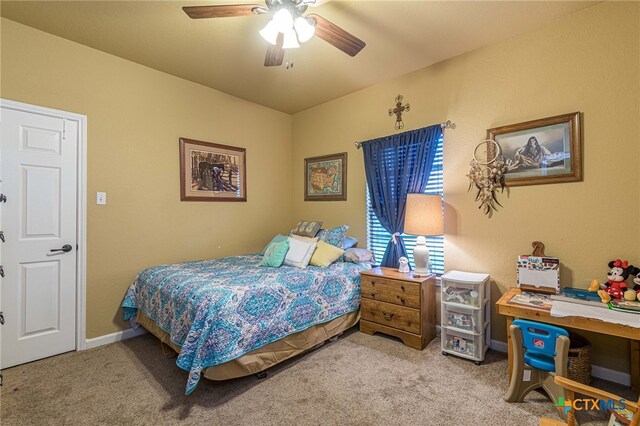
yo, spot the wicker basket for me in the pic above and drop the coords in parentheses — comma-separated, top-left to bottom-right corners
(568, 332, 592, 385)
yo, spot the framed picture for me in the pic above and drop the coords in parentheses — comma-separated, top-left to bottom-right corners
(304, 152, 347, 201)
(487, 112, 582, 186)
(179, 137, 246, 201)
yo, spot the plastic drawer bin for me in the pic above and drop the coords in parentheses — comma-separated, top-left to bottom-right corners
(441, 327, 480, 359)
(442, 303, 483, 334)
(441, 271, 488, 308)
(441, 271, 490, 364)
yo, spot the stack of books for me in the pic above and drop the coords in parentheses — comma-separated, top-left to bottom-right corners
(609, 299, 640, 314)
(508, 292, 553, 311)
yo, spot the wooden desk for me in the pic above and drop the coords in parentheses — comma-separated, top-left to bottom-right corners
(496, 288, 640, 391)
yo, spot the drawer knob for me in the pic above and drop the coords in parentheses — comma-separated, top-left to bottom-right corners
(370, 293, 376, 298)
(400, 297, 405, 304)
(382, 311, 394, 321)
(401, 285, 405, 291)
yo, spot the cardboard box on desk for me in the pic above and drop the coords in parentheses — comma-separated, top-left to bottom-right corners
(517, 255, 560, 294)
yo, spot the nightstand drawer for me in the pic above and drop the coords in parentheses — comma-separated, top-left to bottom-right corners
(361, 276, 390, 302)
(361, 276, 389, 290)
(361, 299, 421, 334)
(386, 281, 420, 308)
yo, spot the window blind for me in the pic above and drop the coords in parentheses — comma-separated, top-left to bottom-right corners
(366, 134, 444, 274)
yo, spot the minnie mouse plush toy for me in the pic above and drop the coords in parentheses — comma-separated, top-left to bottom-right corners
(589, 259, 634, 303)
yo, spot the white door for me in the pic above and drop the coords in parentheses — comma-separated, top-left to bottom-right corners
(0, 106, 78, 368)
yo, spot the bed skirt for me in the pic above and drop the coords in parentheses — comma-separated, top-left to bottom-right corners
(135, 309, 360, 381)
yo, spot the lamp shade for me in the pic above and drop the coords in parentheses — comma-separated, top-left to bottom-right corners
(294, 16, 315, 43)
(404, 194, 443, 236)
(259, 20, 280, 45)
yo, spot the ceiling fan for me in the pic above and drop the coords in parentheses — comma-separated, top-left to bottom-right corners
(183, 0, 366, 67)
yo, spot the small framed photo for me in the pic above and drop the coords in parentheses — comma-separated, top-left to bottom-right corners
(304, 152, 347, 201)
(179, 138, 246, 201)
(487, 112, 582, 186)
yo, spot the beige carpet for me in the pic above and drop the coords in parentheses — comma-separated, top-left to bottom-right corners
(1, 328, 634, 425)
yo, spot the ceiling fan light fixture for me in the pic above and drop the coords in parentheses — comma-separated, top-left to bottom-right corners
(271, 8, 294, 31)
(282, 28, 300, 49)
(259, 20, 280, 45)
(294, 16, 315, 43)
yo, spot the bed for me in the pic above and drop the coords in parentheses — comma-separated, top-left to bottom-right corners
(122, 254, 370, 394)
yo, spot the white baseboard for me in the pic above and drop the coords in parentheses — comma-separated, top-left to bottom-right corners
(490, 339, 508, 353)
(84, 327, 147, 350)
(591, 364, 631, 387)
(490, 339, 631, 386)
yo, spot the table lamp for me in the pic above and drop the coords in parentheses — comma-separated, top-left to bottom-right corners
(403, 194, 443, 277)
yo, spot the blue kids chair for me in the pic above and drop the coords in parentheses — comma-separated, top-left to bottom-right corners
(505, 319, 571, 417)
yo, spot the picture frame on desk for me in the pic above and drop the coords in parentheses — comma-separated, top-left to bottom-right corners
(517, 255, 560, 294)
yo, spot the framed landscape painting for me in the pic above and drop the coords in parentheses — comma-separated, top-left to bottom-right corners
(304, 152, 347, 201)
(487, 112, 582, 186)
(179, 138, 246, 201)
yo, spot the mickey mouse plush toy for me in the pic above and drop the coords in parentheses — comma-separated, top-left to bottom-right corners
(589, 259, 635, 303)
(626, 266, 640, 302)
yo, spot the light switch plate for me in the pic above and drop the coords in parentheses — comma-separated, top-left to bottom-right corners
(96, 192, 107, 205)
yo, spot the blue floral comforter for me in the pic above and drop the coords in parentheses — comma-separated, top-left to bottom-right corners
(122, 254, 370, 394)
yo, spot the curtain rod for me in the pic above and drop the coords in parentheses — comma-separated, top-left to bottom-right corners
(354, 120, 454, 149)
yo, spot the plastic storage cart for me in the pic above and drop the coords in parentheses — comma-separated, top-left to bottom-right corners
(441, 270, 490, 364)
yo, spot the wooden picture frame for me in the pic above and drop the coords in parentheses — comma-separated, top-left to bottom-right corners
(304, 152, 347, 201)
(487, 112, 582, 186)
(179, 137, 246, 201)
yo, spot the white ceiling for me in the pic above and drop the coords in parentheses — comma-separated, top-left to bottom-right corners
(1, 1, 599, 113)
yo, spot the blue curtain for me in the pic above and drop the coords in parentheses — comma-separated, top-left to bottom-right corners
(362, 125, 442, 268)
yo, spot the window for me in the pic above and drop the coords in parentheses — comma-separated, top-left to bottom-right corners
(366, 134, 444, 274)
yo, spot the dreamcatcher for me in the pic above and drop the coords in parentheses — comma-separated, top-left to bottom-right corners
(466, 139, 507, 216)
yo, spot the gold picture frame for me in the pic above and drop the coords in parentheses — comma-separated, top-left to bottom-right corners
(179, 138, 246, 201)
(304, 152, 347, 201)
(487, 112, 582, 187)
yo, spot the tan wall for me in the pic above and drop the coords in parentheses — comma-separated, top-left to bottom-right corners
(1, 18, 293, 338)
(292, 2, 640, 372)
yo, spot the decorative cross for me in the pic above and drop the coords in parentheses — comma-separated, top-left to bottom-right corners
(388, 95, 410, 130)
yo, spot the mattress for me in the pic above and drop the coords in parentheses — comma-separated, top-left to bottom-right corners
(136, 309, 360, 381)
(122, 254, 370, 393)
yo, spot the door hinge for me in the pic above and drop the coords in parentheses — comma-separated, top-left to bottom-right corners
(0, 194, 6, 203)
(0, 265, 4, 277)
(0, 231, 4, 242)
(0, 312, 4, 325)
(62, 120, 66, 140)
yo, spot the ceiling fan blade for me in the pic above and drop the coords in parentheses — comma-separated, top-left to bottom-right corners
(183, 4, 261, 19)
(264, 33, 285, 67)
(308, 14, 365, 57)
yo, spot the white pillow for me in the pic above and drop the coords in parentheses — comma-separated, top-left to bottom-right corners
(344, 248, 375, 264)
(290, 234, 319, 243)
(284, 236, 318, 269)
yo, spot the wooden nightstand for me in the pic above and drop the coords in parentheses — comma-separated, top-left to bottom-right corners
(359, 267, 436, 350)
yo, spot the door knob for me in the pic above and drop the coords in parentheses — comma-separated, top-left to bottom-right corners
(50, 244, 73, 253)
